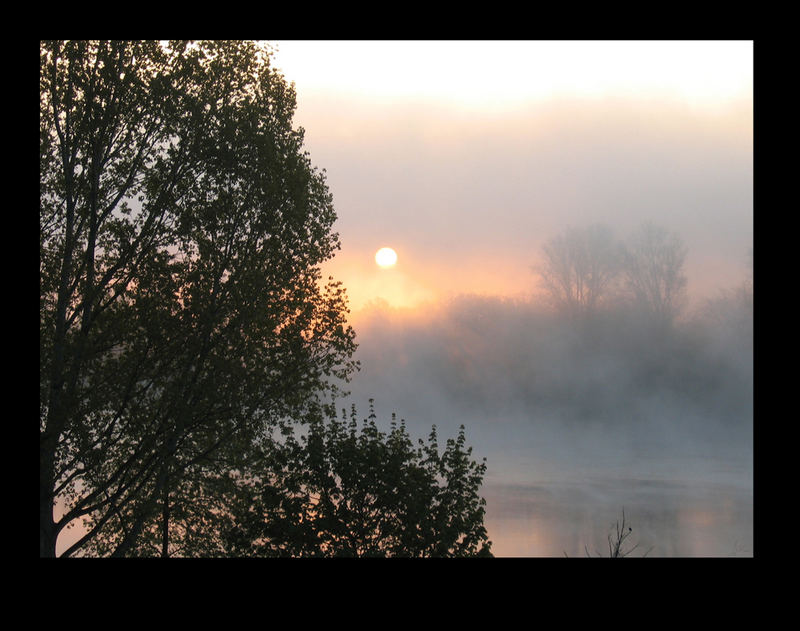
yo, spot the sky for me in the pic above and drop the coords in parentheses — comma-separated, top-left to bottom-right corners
(268, 40, 753, 315)
(265, 41, 754, 556)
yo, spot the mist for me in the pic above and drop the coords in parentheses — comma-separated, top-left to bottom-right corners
(277, 42, 753, 556)
(333, 281, 753, 556)
(305, 96, 753, 307)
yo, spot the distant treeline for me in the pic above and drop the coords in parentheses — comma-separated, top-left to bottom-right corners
(353, 246, 752, 427)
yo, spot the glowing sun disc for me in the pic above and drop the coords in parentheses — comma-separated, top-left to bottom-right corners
(375, 247, 398, 268)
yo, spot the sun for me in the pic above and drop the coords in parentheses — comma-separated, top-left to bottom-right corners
(375, 247, 398, 268)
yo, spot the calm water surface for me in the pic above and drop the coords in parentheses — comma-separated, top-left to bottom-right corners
(476, 416, 753, 557)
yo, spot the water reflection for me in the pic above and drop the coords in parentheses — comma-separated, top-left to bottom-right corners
(483, 478, 753, 557)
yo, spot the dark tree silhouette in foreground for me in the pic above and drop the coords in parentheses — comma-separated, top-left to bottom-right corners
(40, 41, 358, 557)
(222, 401, 493, 557)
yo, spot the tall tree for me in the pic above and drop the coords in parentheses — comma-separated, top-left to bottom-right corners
(40, 40, 358, 557)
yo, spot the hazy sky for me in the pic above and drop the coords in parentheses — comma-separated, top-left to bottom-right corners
(269, 41, 755, 556)
(269, 40, 753, 315)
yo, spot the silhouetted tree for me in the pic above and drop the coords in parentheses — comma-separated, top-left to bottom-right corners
(221, 402, 493, 557)
(40, 40, 358, 557)
(536, 224, 620, 319)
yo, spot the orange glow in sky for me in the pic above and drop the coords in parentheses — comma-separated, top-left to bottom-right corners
(272, 41, 752, 557)
(274, 41, 752, 316)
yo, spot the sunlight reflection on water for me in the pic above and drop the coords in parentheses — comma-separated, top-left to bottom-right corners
(482, 477, 752, 557)
(467, 412, 753, 557)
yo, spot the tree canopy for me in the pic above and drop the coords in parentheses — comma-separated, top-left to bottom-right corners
(222, 402, 493, 557)
(40, 40, 358, 557)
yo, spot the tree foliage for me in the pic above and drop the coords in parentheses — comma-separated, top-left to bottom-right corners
(40, 40, 358, 557)
(222, 402, 493, 557)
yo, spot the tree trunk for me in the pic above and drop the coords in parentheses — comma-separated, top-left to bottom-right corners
(40, 489, 57, 557)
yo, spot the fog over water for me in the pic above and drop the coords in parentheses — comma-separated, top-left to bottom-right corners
(271, 41, 754, 556)
(332, 292, 753, 556)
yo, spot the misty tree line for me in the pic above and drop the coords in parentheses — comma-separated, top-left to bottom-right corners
(353, 224, 752, 428)
(40, 41, 492, 557)
(513, 222, 752, 423)
(536, 220, 753, 337)
(537, 222, 691, 328)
